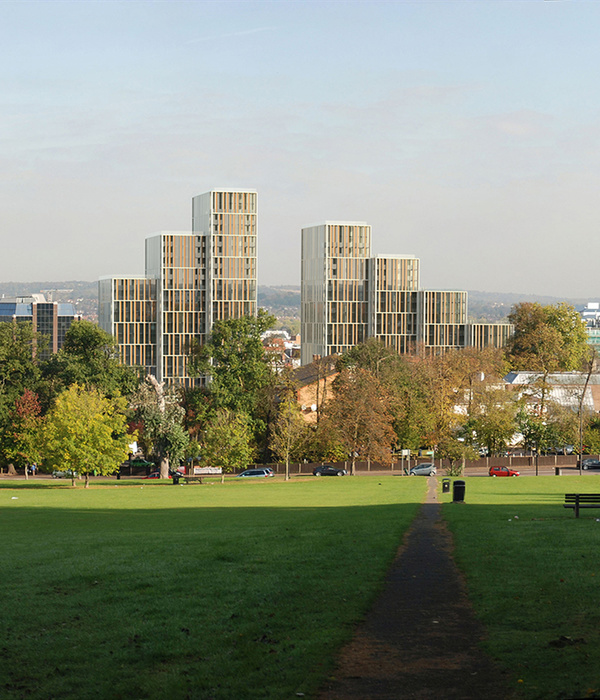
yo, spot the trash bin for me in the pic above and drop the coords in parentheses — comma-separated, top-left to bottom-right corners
(116, 471, 121, 480)
(442, 478, 450, 494)
(555, 467, 562, 476)
(172, 475, 180, 485)
(453, 479, 466, 502)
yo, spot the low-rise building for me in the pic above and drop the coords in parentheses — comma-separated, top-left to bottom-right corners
(0, 293, 81, 356)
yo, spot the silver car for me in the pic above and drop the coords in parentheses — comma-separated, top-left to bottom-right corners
(409, 463, 436, 476)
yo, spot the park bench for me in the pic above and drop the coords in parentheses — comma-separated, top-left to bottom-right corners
(563, 493, 600, 518)
(177, 476, 204, 484)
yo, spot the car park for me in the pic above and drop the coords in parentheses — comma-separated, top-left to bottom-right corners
(313, 464, 347, 477)
(582, 459, 600, 470)
(237, 468, 274, 478)
(409, 463, 436, 476)
(489, 466, 520, 477)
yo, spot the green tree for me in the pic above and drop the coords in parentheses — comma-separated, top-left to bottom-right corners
(188, 310, 277, 417)
(464, 387, 519, 457)
(129, 376, 189, 477)
(41, 384, 132, 487)
(0, 322, 41, 415)
(40, 320, 140, 404)
(584, 416, 600, 454)
(201, 409, 255, 481)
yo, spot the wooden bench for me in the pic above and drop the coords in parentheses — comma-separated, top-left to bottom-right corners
(564, 493, 600, 518)
(179, 476, 204, 484)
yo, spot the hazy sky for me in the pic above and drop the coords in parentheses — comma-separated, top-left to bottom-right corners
(2, 0, 600, 297)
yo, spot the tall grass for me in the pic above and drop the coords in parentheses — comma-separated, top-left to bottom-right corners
(0, 477, 425, 699)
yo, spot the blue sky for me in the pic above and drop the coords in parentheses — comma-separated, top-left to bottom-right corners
(2, 0, 600, 297)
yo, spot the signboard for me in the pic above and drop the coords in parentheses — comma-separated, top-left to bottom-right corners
(193, 466, 223, 475)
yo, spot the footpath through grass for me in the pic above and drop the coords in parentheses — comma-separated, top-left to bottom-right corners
(0, 476, 425, 699)
(442, 476, 600, 700)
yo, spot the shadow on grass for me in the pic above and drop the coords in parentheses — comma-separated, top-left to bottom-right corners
(0, 499, 421, 700)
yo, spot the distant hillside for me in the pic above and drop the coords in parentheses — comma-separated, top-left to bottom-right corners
(0, 282, 590, 326)
(467, 291, 591, 323)
(0, 281, 98, 320)
(258, 285, 300, 317)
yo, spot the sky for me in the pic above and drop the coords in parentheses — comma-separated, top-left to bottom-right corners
(2, 0, 600, 297)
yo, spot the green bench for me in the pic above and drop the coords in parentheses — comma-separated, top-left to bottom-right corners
(564, 493, 600, 518)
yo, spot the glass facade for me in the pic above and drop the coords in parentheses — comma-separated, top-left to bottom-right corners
(301, 222, 371, 364)
(100, 189, 258, 386)
(0, 296, 80, 357)
(301, 222, 511, 364)
(99, 276, 157, 376)
(192, 189, 257, 333)
(369, 255, 420, 354)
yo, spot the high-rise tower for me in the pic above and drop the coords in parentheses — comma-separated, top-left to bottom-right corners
(99, 189, 258, 385)
(300, 220, 511, 364)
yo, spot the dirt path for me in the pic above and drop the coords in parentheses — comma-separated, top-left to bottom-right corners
(318, 478, 513, 699)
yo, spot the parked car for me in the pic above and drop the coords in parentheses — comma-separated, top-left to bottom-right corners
(489, 466, 520, 477)
(313, 464, 347, 477)
(409, 463, 436, 476)
(143, 471, 171, 479)
(582, 459, 600, 470)
(52, 469, 77, 479)
(237, 468, 274, 478)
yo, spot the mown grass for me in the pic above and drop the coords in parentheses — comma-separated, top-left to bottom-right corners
(442, 475, 600, 700)
(0, 476, 425, 699)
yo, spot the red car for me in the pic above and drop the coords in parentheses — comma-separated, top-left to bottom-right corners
(489, 466, 520, 477)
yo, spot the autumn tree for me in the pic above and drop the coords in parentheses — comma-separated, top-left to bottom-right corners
(1, 390, 44, 477)
(269, 368, 308, 479)
(324, 367, 396, 475)
(506, 302, 589, 413)
(41, 384, 132, 487)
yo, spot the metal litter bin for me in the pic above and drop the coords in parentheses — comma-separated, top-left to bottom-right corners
(172, 475, 180, 485)
(453, 479, 466, 502)
(442, 478, 450, 493)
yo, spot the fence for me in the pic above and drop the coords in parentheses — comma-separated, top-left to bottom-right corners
(246, 454, 593, 476)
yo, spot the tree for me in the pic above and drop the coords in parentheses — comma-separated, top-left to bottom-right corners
(506, 302, 589, 412)
(1, 390, 44, 478)
(0, 322, 41, 415)
(324, 367, 396, 475)
(41, 384, 132, 487)
(40, 320, 140, 405)
(201, 409, 255, 481)
(188, 310, 277, 417)
(269, 369, 308, 479)
(129, 376, 189, 477)
(463, 387, 519, 457)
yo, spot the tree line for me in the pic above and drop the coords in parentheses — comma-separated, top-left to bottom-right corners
(0, 301, 596, 482)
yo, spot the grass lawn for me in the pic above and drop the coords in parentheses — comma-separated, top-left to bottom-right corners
(0, 476, 425, 699)
(442, 475, 600, 700)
